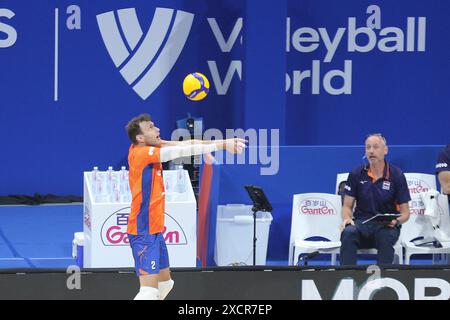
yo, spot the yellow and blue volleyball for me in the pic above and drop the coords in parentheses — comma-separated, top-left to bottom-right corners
(183, 72, 210, 101)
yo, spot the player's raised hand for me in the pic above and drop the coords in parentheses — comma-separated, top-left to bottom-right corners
(224, 138, 247, 154)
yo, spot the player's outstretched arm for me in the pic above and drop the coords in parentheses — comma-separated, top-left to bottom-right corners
(160, 139, 222, 147)
(159, 138, 247, 163)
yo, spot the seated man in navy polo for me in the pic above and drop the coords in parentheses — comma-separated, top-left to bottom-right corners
(436, 144, 450, 200)
(340, 133, 411, 265)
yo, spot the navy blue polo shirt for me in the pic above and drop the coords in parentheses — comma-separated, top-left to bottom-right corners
(436, 144, 450, 176)
(344, 161, 411, 220)
(436, 145, 450, 203)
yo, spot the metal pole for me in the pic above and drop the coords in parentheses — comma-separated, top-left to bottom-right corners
(253, 209, 257, 266)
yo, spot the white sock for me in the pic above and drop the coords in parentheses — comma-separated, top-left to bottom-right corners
(158, 279, 174, 300)
(134, 286, 160, 300)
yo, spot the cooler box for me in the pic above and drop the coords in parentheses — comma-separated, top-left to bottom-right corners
(72, 232, 84, 268)
(214, 204, 273, 266)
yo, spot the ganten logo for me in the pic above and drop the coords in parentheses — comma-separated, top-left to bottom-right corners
(101, 208, 188, 246)
(299, 198, 337, 215)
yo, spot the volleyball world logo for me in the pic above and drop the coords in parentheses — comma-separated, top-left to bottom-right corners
(96, 7, 194, 100)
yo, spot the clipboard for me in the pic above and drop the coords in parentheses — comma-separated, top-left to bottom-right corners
(362, 213, 401, 224)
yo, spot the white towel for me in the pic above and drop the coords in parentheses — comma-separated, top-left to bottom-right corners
(420, 190, 450, 242)
(420, 189, 440, 224)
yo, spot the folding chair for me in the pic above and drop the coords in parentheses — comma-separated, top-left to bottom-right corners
(288, 193, 342, 266)
(402, 194, 450, 264)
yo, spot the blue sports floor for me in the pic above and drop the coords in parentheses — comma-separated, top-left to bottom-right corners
(0, 204, 82, 268)
(0, 204, 433, 269)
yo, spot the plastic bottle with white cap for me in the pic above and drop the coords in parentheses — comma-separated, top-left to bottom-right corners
(106, 166, 114, 202)
(120, 166, 131, 202)
(176, 164, 186, 194)
(91, 166, 100, 200)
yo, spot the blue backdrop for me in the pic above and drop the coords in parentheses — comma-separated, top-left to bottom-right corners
(0, 0, 448, 196)
(206, 145, 444, 263)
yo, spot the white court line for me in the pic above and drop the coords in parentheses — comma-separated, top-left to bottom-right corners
(0, 257, 74, 260)
(54, 8, 59, 101)
(0, 203, 82, 207)
(29, 257, 74, 260)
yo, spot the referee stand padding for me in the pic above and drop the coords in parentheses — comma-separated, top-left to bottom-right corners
(0, 194, 82, 205)
(0, 265, 449, 300)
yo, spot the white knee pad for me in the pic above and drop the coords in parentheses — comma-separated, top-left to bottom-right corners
(134, 286, 160, 300)
(158, 279, 174, 300)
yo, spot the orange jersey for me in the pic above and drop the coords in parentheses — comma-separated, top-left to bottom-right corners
(127, 145, 165, 235)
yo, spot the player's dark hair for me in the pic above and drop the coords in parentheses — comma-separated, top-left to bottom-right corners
(126, 114, 152, 144)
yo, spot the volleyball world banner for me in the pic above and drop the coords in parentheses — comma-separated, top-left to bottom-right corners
(0, 0, 448, 195)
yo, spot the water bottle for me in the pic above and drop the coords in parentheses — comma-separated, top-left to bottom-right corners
(119, 166, 126, 195)
(120, 166, 127, 178)
(111, 173, 120, 203)
(176, 164, 186, 194)
(91, 166, 100, 200)
(106, 166, 114, 202)
(120, 166, 131, 202)
(98, 171, 109, 202)
(91, 166, 99, 191)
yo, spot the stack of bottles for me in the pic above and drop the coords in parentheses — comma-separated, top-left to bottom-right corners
(164, 164, 188, 202)
(90, 166, 131, 203)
